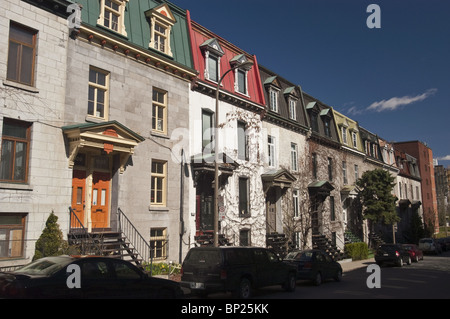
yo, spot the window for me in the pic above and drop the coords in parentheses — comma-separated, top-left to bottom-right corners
(312, 153, 317, 180)
(150, 228, 167, 260)
(7, 22, 37, 86)
(342, 161, 348, 184)
(239, 177, 249, 216)
(207, 54, 219, 82)
(310, 112, 319, 133)
(293, 189, 300, 218)
(289, 98, 297, 120)
(152, 88, 167, 134)
(88, 67, 109, 120)
(354, 164, 359, 181)
(146, 4, 175, 56)
(236, 69, 247, 95)
(267, 135, 276, 167)
(0, 118, 31, 183)
(237, 121, 248, 160)
(151, 160, 167, 206)
(239, 229, 250, 246)
(291, 143, 298, 171)
(0, 214, 26, 259)
(97, 0, 127, 36)
(330, 196, 335, 221)
(399, 182, 402, 198)
(352, 132, 358, 148)
(341, 126, 348, 144)
(202, 110, 214, 151)
(327, 157, 333, 181)
(324, 118, 331, 137)
(269, 89, 278, 112)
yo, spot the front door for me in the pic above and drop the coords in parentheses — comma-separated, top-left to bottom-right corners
(71, 170, 86, 228)
(266, 188, 277, 234)
(91, 171, 110, 229)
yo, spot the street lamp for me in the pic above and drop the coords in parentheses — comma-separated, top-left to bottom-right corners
(214, 60, 253, 247)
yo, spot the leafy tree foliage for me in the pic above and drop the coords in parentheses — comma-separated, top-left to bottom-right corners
(356, 169, 399, 226)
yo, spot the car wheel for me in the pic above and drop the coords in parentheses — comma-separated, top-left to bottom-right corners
(334, 269, 342, 282)
(235, 278, 252, 299)
(414, 256, 419, 262)
(283, 273, 296, 292)
(313, 272, 322, 286)
(397, 258, 403, 267)
(406, 256, 412, 265)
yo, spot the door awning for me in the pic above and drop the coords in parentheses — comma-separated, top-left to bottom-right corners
(62, 120, 145, 173)
(308, 180, 334, 197)
(261, 168, 296, 193)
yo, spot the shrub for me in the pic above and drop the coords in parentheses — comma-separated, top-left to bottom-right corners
(33, 211, 68, 261)
(345, 242, 369, 261)
(143, 262, 181, 275)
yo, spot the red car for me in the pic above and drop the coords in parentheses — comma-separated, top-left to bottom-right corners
(402, 244, 424, 262)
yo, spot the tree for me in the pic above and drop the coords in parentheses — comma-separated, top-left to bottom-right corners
(356, 169, 399, 228)
(33, 211, 68, 261)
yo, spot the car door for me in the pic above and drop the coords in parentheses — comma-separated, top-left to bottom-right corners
(79, 259, 115, 298)
(253, 249, 271, 288)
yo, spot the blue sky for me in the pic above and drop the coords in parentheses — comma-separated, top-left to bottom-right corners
(171, 0, 450, 166)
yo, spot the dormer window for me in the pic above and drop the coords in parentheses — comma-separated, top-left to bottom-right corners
(145, 4, 176, 57)
(97, 0, 128, 36)
(231, 54, 252, 96)
(200, 38, 224, 83)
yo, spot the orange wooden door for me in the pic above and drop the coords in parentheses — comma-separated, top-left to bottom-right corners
(71, 170, 86, 228)
(91, 172, 110, 229)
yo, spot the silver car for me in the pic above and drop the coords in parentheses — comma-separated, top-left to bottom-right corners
(418, 238, 441, 255)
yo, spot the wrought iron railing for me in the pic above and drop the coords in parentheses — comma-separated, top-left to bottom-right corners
(117, 207, 151, 265)
(68, 207, 94, 255)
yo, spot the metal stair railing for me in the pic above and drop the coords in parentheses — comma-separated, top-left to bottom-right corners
(68, 207, 94, 255)
(117, 207, 151, 265)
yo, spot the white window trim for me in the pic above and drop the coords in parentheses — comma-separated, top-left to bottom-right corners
(289, 98, 297, 120)
(204, 51, 221, 83)
(146, 5, 175, 57)
(87, 66, 110, 121)
(291, 142, 298, 172)
(269, 88, 279, 112)
(268, 135, 276, 167)
(234, 68, 250, 96)
(97, 0, 128, 37)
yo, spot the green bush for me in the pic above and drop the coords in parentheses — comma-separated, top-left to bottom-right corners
(345, 242, 369, 261)
(33, 211, 68, 261)
(143, 262, 181, 275)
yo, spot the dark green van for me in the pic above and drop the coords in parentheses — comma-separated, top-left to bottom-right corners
(180, 247, 297, 298)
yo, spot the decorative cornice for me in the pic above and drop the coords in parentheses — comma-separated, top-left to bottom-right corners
(75, 24, 198, 83)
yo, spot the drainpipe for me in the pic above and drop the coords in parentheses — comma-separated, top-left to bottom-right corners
(179, 148, 185, 264)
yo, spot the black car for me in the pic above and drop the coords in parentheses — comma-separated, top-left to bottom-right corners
(180, 247, 297, 299)
(283, 249, 343, 286)
(375, 244, 412, 267)
(0, 255, 183, 299)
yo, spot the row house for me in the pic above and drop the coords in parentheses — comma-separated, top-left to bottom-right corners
(186, 17, 267, 247)
(394, 141, 438, 233)
(0, 0, 198, 268)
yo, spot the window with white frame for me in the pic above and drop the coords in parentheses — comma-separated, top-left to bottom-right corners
(352, 131, 358, 148)
(268, 135, 276, 167)
(269, 88, 278, 112)
(88, 67, 109, 120)
(152, 88, 167, 134)
(236, 69, 248, 95)
(354, 164, 359, 181)
(341, 126, 348, 144)
(291, 143, 298, 171)
(145, 4, 175, 57)
(342, 161, 348, 184)
(293, 189, 300, 218)
(289, 98, 297, 120)
(97, 0, 128, 36)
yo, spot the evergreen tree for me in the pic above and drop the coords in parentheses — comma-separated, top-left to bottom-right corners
(356, 169, 399, 228)
(33, 211, 68, 261)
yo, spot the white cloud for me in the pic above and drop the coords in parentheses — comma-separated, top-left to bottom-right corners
(436, 155, 450, 161)
(366, 88, 437, 112)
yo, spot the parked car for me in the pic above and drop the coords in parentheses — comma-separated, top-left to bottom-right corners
(419, 238, 441, 255)
(402, 244, 424, 262)
(0, 255, 183, 299)
(375, 244, 411, 267)
(180, 247, 297, 299)
(283, 249, 343, 286)
(437, 238, 449, 252)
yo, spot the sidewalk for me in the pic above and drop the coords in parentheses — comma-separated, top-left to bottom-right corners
(338, 257, 375, 272)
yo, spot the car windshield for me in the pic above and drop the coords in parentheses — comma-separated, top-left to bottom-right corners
(14, 256, 73, 276)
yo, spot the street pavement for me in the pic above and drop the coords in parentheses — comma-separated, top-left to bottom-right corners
(338, 257, 375, 272)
